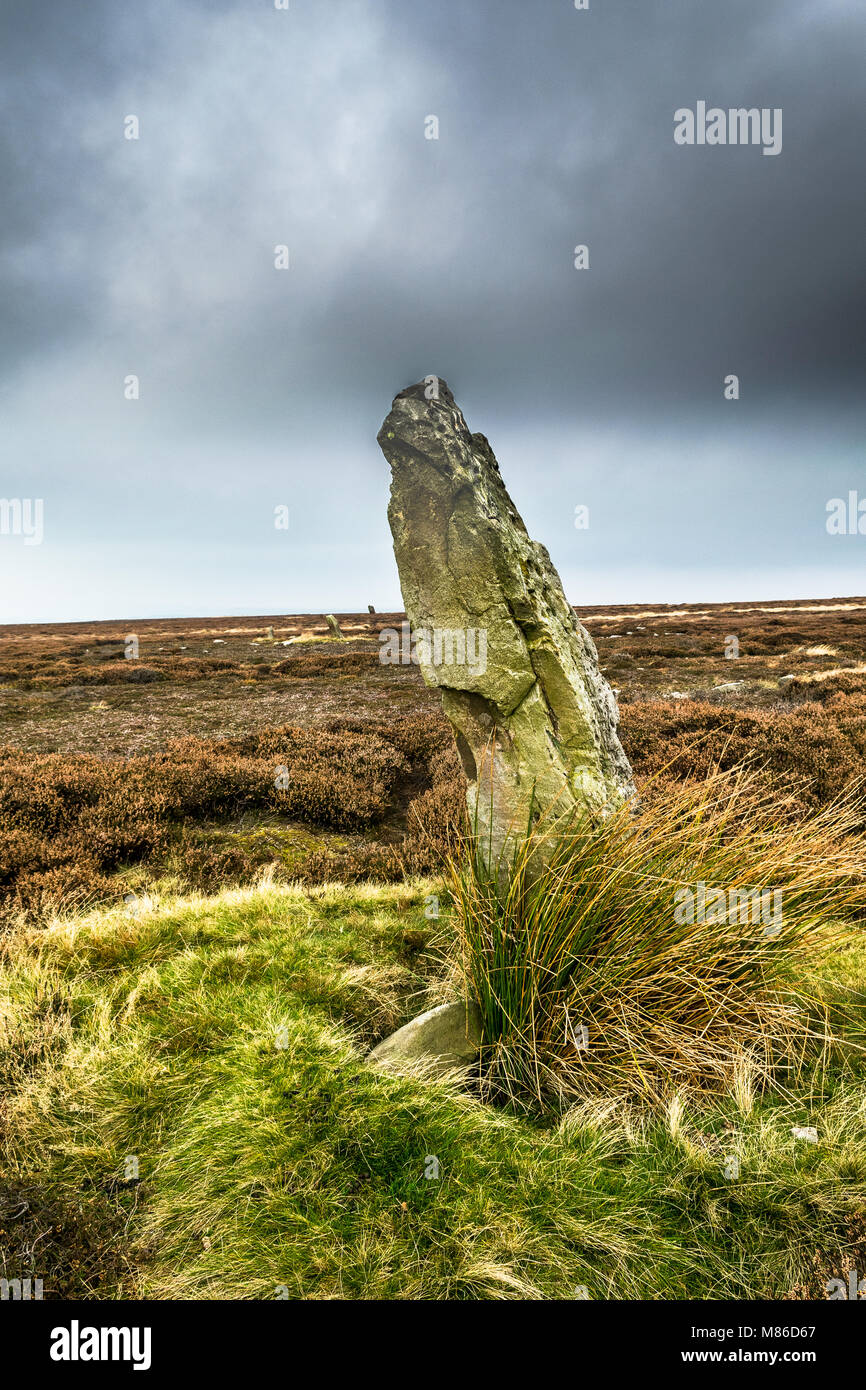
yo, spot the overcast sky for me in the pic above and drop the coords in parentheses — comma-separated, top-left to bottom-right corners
(1, 0, 864, 623)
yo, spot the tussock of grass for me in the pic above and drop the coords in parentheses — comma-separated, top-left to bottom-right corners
(1, 875, 865, 1299)
(451, 768, 866, 1108)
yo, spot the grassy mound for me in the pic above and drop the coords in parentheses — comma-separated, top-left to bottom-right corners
(1, 878, 865, 1300)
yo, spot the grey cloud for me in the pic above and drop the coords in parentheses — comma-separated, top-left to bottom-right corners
(0, 0, 863, 621)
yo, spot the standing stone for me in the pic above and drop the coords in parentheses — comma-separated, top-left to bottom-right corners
(378, 379, 635, 870)
(325, 614, 344, 639)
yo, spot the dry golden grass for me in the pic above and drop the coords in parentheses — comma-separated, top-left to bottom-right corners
(450, 767, 866, 1109)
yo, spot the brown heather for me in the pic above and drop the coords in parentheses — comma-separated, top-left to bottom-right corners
(621, 693, 866, 813)
(0, 716, 464, 922)
(1, 600, 864, 924)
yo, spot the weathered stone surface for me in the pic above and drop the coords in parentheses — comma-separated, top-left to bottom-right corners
(378, 379, 635, 868)
(325, 613, 344, 639)
(368, 1000, 483, 1075)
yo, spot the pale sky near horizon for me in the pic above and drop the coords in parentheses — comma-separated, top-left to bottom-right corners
(1, 0, 864, 624)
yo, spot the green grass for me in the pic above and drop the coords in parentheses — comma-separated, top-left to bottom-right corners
(1, 877, 864, 1300)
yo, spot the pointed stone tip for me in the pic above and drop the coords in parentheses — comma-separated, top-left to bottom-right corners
(377, 379, 461, 456)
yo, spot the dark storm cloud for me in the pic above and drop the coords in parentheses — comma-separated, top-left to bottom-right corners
(1, 0, 864, 621)
(324, 0, 866, 414)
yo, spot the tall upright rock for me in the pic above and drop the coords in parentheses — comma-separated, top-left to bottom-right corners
(378, 379, 635, 869)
